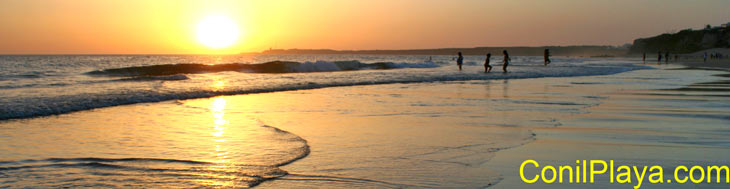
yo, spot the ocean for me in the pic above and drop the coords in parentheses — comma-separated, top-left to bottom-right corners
(0, 55, 640, 120)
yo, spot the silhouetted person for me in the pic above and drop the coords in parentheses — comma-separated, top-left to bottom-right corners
(502, 50, 511, 73)
(456, 52, 464, 71)
(544, 49, 551, 66)
(665, 52, 669, 63)
(642, 53, 646, 63)
(484, 53, 493, 73)
(658, 52, 662, 63)
(704, 52, 708, 62)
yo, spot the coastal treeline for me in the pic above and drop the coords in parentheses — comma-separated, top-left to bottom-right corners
(630, 25, 730, 54)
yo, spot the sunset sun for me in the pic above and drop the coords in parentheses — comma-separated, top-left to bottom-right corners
(196, 15, 240, 49)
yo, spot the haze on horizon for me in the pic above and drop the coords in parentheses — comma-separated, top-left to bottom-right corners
(0, 0, 728, 54)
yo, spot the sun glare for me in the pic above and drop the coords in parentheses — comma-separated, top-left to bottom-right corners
(196, 15, 240, 49)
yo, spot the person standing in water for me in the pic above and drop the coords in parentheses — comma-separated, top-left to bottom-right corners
(544, 49, 551, 66)
(642, 53, 646, 63)
(456, 52, 464, 71)
(502, 50, 511, 73)
(658, 51, 662, 63)
(665, 52, 669, 64)
(484, 53, 492, 73)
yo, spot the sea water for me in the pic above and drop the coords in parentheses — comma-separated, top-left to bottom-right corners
(0, 54, 642, 120)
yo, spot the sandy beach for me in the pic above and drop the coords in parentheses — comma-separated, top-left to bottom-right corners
(260, 64, 730, 188)
(486, 65, 730, 188)
(677, 48, 730, 70)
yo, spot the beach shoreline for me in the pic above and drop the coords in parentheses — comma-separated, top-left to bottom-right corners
(677, 48, 730, 70)
(679, 60, 730, 70)
(486, 63, 730, 188)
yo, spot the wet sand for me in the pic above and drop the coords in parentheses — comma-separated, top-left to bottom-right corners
(261, 63, 730, 188)
(678, 59, 730, 70)
(487, 64, 730, 188)
(259, 64, 730, 188)
(675, 48, 730, 70)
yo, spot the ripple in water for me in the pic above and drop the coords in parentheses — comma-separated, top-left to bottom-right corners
(0, 97, 309, 188)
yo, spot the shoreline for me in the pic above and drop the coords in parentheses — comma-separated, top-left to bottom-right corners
(486, 64, 730, 188)
(679, 60, 730, 70)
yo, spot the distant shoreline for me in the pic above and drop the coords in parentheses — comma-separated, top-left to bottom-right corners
(246, 46, 629, 57)
(673, 48, 730, 70)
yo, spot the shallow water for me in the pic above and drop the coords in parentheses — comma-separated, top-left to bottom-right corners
(0, 97, 310, 187)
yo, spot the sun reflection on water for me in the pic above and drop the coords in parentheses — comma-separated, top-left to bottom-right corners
(200, 97, 236, 187)
(210, 97, 228, 163)
(212, 80, 226, 91)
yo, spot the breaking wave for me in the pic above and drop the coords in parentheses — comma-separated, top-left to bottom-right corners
(87, 60, 440, 76)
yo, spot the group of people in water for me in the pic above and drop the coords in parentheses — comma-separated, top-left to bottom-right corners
(706, 52, 725, 62)
(455, 49, 551, 73)
(642, 51, 725, 64)
(642, 51, 674, 64)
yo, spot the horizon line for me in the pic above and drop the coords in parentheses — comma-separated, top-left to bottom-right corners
(0, 45, 629, 55)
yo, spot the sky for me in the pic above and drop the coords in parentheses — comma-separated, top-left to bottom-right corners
(0, 0, 728, 54)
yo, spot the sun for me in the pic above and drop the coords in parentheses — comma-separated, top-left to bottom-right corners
(196, 15, 240, 49)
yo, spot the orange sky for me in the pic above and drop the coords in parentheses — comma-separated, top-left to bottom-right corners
(0, 0, 728, 54)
